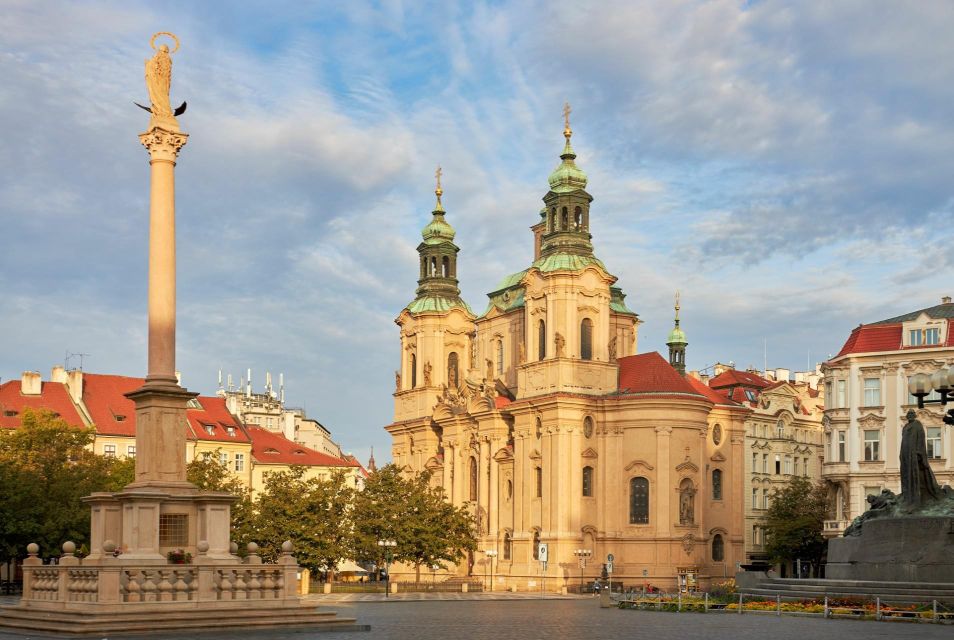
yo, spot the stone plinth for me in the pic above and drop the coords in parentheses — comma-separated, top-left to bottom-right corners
(826, 517, 954, 582)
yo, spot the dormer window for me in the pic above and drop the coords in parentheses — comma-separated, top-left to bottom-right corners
(264, 447, 279, 454)
(744, 390, 757, 402)
(226, 426, 236, 437)
(4, 410, 17, 417)
(204, 424, 215, 436)
(115, 415, 126, 422)
(909, 326, 942, 346)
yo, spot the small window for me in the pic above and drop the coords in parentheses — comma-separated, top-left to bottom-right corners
(836, 380, 846, 408)
(127, 445, 136, 458)
(864, 430, 881, 461)
(470, 458, 478, 501)
(580, 318, 593, 361)
(538, 320, 546, 360)
(863, 378, 881, 407)
(219, 452, 229, 466)
(226, 426, 236, 437)
(712, 534, 724, 562)
(411, 354, 418, 388)
(3, 410, 16, 417)
(448, 352, 460, 389)
(234, 453, 245, 472)
(115, 415, 126, 422)
(205, 424, 215, 436)
(496, 341, 503, 375)
(762, 488, 769, 509)
(630, 477, 649, 524)
(775, 455, 781, 474)
(506, 479, 513, 501)
(104, 444, 117, 458)
(503, 532, 512, 560)
(712, 469, 722, 500)
(926, 327, 940, 345)
(582, 466, 594, 497)
(927, 427, 942, 459)
(745, 390, 757, 402)
(535, 467, 543, 498)
(752, 488, 758, 508)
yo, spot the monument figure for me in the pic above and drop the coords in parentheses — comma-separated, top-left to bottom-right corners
(554, 332, 565, 357)
(135, 32, 187, 127)
(899, 409, 941, 507)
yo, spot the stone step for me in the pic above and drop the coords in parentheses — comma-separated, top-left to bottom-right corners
(0, 605, 367, 636)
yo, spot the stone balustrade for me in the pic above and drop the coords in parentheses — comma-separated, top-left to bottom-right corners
(18, 541, 300, 609)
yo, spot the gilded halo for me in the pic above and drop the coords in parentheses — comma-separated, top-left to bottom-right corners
(150, 32, 180, 53)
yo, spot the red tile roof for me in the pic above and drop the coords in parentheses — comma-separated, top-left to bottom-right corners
(0, 380, 85, 429)
(709, 369, 771, 390)
(247, 426, 359, 467)
(494, 396, 512, 409)
(834, 324, 903, 358)
(686, 375, 739, 406)
(617, 352, 703, 396)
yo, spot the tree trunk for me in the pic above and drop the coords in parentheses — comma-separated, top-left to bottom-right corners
(415, 562, 421, 584)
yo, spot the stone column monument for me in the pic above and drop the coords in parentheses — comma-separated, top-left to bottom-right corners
(0, 34, 364, 634)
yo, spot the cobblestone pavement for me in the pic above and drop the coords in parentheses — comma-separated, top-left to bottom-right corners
(302, 591, 582, 602)
(1, 598, 952, 639)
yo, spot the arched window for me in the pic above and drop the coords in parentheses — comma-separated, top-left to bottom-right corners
(630, 477, 649, 524)
(561, 207, 568, 230)
(535, 466, 542, 497)
(580, 318, 593, 360)
(503, 532, 512, 560)
(582, 466, 594, 497)
(532, 530, 541, 560)
(420, 257, 426, 278)
(410, 354, 417, 388)
(574, 206, 582, 230)
(469, 457, 478, 502)
(549, 208, 556, 232)
(712, 469, 723, 500)
(712, 534, 724, 562)
(496, 340, 504, 375)
(447, 352, 459, 389)
(538, 320, 546, 360)
(535, 417, 542, 440)
(442, 256, 449, 277)
(506, 479, 513, 500)
(430, 256, 437, 276)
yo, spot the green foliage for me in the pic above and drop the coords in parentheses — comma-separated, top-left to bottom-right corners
(0, 409, 128, 560)
(763, 476, 829, 570)
(233, 467, 354, 574)
(186, 454, 253, 538)
(351, 465, 476, 580)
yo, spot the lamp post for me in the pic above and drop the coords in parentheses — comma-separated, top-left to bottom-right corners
(908, 367, 954, 425)
(431, 563, 440, 590)
(484, 549, 497, 592)
(573, 548, 592, 592)
(377, 539, 396, 598)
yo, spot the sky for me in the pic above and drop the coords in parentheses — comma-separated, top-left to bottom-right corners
(2, 1, 953, 467)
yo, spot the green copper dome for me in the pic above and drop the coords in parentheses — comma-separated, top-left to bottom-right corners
(548, 138, 588, 194)
(667, 326, 687, 345)
(421, 210, 455, 245)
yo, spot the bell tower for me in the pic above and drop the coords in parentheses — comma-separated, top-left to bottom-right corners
(540, 103, 594, 259)
(667, 291, 688, 376)
(393, 169, 475, 422)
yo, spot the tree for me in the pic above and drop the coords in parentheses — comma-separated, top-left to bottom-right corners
(0, 409, 129, 560)
(351, 465, 476, 582)
(235, 467, 353, 576)
(762, 476, 829, 575)
(186, 454, 254, 543)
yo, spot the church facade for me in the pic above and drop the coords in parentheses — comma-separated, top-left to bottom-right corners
(385, 116, 748, 591)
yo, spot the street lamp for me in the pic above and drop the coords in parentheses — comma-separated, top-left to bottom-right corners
(430, 563, 440, 590)
(573, 548, 592, 592)
(484, 549, 497, 592)
(377, 539, 396, 598)
(908, 367, 954, 426)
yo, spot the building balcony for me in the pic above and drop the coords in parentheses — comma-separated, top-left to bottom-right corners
(822, 520, 850, 539)
(822, 462, 850, 480)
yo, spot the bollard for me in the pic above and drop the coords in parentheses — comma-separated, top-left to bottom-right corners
(933, 599, 938, 623)
(824, 596, 829, 618)
(776, 594, 781, 616)
(704, 592, 708, 613)
(876, 597, 880, 621)
(678, 591, 682, 612)
(739, 592, 743, 615)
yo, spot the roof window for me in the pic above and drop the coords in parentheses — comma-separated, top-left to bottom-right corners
(204, 424, 215, 436)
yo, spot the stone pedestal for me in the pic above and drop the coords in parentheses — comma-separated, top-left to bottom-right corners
(826, 517, 954, 582)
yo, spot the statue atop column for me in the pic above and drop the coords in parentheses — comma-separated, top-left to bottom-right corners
(138, 32, 187, 130)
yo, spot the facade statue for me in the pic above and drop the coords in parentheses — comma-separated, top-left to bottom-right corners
(679, 482, 695, 525)
(608, 336, 617, 362)
(518, 342, 526, 364)
(423, 361, 432, 387)
(554, 332, 565, 357)
(485, 358, 494, 382)
(394, 370, 401, 392)
(900, 410, 942, 508)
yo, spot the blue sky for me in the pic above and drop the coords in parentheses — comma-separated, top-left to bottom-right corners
(2, 1, 953, 466)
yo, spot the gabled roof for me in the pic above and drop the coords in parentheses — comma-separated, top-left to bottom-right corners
(0, 380, 85, 429)
(871, 300, 954, 324)
(708, 369, 771, 390)
(834, 300, 954, 358)
(616, 352, 704, 396)
(247, 426, 359, 468)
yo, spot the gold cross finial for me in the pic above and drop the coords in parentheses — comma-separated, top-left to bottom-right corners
(435, 165, 443, 209)
(675, 290, 681, 322)
(563, 102, 572, 139)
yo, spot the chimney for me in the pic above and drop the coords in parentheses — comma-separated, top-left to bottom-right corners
(20, 371, 41, 395)
(51, 365, 67, 383)
(943, 296, 952, 304)
(66, 369, 84, 404)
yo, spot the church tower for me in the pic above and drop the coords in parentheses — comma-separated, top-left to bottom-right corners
(667, 292, 688, 376)
(392, 169, 475, 427)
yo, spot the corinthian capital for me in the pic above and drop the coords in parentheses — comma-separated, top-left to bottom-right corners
(139, 127, 189, 162)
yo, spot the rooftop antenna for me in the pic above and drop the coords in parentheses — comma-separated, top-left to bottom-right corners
(763, 338, 767, 375)
(66, 351, 91, 371)
(279, 372, 285, 404)
(227, 373, 234, 392)
(218, 369, 223, 390)
(246, 368, 252, 398)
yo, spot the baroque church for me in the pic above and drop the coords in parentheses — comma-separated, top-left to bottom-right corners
(385, 112, 747, 590)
